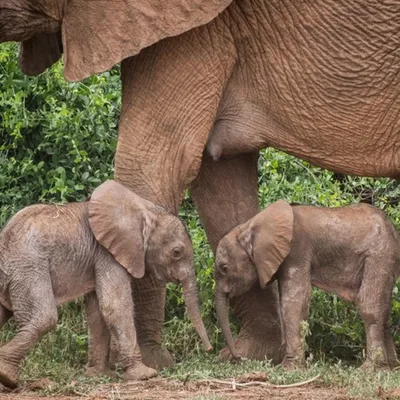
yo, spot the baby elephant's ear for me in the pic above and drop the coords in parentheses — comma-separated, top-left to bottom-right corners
(89, 180, 154, 279)
(238, 200, 293, 288)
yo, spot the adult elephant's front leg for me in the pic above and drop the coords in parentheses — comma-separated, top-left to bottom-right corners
(110, 22, 236, 369)
(190, 153, 284, 363)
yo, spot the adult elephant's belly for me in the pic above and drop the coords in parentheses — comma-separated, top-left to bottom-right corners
(262, 72, 400, 179)
(267, 104, 400, 179)
(210, 0, 400, 178)
(210, 93, 400, 179)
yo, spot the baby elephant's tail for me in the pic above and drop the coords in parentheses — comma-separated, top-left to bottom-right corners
(384, 214, 400, 277)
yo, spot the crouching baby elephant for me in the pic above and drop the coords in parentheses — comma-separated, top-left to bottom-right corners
(0, 180, 211, 388)
(215, 200, 400, 369)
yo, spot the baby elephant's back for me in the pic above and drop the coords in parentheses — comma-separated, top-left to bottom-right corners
(298, 203, 400, 261)
(0, 202, 99, 284)
(335, 204, 399, 255)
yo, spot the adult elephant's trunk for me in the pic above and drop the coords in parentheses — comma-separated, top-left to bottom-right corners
(215, 285, 238, 359)
(181, 276, 213, 352)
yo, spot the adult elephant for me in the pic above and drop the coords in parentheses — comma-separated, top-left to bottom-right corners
(1, 0, 400, 366)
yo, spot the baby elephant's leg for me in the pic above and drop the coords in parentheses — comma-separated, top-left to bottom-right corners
(95, 257, 157, 381)
(84, 292, 116, 378)
(356, 263, 394, 369)
(279, 268, 312, 369)
(0, 272, 57, 388)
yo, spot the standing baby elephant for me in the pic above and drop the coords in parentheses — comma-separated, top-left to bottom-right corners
(215, 200, 400, 369)
(0, 180, 211, 388)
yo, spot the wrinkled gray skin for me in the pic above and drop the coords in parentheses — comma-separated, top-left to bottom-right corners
(215, 200, 400, 369)
(1, 0, 400, 365)
(0, 180, 211, 389)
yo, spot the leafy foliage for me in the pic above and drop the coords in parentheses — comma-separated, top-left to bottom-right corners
(0, 43, 119, 226)
(1, 42, 400, 381)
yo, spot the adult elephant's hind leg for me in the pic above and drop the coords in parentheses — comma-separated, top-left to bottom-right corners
(190, 152, 284, 364)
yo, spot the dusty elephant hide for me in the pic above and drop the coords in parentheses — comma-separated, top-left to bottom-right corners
(215, 201, 400, 369)
(0, 180, 211, 388)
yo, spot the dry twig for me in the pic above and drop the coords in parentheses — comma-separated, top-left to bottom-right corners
(199, 373, 321, 390)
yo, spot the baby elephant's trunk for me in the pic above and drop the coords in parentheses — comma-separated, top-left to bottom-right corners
(215, 285, 238, 359)
(181, 276, 213, 352)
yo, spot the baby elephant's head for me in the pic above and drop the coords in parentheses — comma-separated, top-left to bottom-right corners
(88, 180, 212, 352)
(144, 212, 193, 284)
(214, 200, 294, 358)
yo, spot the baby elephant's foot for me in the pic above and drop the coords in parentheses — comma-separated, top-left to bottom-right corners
(84, 365, 117, 379)
(123, 363, 157, 381)
(0, 358, 19, 389)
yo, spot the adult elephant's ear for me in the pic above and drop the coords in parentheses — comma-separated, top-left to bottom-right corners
(19, 31, 63, 76)
(62, 0, 233, 81)
(89, 180, 155, 279)
(238, 200, 294, 288)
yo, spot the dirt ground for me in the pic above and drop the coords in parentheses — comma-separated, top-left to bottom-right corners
(1, 378, 400, 400)
(0, 382, 348, 400)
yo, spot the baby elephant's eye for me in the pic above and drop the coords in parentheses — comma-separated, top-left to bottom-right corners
(220, 264, 228, 273)
(171, 247, 182, 260)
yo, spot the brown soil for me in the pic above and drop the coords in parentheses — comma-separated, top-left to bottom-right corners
(0, 377, 399, 400)
(0, 379, 350, 400)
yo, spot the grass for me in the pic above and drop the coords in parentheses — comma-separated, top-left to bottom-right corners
(0, 295, 398, 399)
(162, 356, 400, 398)
(16, 355, 400, 399)
(12, 349, 400, 399)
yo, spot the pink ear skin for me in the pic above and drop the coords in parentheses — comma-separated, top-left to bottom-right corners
(238, 200, 294, 288)
(88, 180, 156, 279)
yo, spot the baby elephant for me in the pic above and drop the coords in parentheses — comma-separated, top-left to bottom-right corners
(215, 200, 399, 369)
(0, 180, 211, 388)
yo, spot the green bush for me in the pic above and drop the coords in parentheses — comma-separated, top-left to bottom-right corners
(0, 43, 119, 225)
(1, 42, 400, 377)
